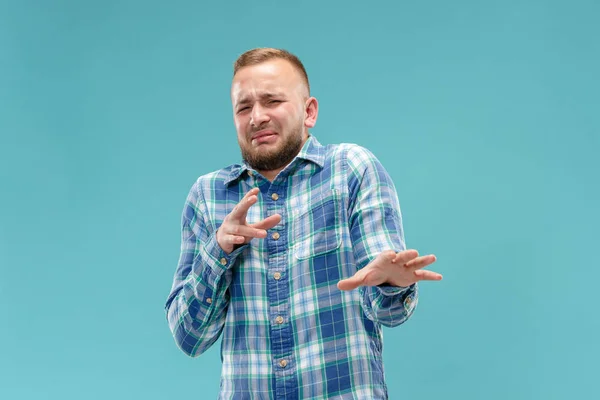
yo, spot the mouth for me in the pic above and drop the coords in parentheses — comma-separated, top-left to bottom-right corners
(251, 130, 278, 145)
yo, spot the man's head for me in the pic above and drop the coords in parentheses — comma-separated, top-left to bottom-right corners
(231, 48, 318, 174)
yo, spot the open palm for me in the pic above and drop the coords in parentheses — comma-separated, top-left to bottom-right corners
(337, 249, 442, 291)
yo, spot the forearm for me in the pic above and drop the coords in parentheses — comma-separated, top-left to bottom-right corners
(166, 270, 229, 357)
(351, 205, 418, 327)
(166, 231, 240, 356)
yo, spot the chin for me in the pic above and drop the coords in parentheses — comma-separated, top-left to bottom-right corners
(253, 138, 280, 149)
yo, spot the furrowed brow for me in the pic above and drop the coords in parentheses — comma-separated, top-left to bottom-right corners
(260, 92, 284, 99)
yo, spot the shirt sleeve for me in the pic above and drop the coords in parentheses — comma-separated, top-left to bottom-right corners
(164, 179, 246, 356)
(345, 145, 418, 328)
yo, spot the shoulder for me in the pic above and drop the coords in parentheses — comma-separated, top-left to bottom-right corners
(324, 142, 383, 172)
(192, 163, 241, 189)
(185, 163, 242, 203)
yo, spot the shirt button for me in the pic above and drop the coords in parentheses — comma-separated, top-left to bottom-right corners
(220, 258, 227, 266)
(275, 316, 284, 324)
(272, 232, 280, 240)
(279, 359, 288, 368)
(273, 272, 281, 280)
(271, 193, 279, 201)
(206, 298, 212, 304)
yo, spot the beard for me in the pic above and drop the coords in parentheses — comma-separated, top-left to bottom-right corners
(240, 123, 304, 172)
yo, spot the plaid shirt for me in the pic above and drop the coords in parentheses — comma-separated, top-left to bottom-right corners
(165, 135, 418, 399)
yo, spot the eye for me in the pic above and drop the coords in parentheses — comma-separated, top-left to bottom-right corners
(237, 106, 250, 113)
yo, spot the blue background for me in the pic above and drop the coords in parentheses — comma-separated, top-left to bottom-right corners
(1, 0, 598, 399)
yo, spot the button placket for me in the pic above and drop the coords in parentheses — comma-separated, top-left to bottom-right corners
(266, 185, 292, 382)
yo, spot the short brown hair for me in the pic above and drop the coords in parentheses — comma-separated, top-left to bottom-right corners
(233, 48, 310, 94)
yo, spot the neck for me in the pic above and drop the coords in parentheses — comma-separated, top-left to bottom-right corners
(255, 133, 310, 182)
(259, 168, 284, 182)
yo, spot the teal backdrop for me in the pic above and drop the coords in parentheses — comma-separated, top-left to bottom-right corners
(1, 0, 598, 399)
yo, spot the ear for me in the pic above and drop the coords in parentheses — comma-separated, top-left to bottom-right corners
(304, 97, 319, 128)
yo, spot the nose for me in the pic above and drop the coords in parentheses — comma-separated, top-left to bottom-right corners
(250, 104, 270, 128)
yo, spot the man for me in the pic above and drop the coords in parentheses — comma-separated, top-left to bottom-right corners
(165, 48, 443, 399)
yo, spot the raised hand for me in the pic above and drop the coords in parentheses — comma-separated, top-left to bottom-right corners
(216, 187, 282, 254)
(337, 249, 442, 291)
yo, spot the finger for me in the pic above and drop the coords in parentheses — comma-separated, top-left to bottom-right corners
(224, 223, 268, 239)
(230, 188, 260, 220)
(337, 268, 370, 291)
(392, 249, 419, 264)
(413, 269, 443, 281)
(249, 214, 282, 230)
(224, 234, 247, 246)
(337, 276, 362, 291)
(404, 255, 437, 270)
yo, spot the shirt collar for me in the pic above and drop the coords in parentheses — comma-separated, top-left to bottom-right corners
(224, 134, 325, 186)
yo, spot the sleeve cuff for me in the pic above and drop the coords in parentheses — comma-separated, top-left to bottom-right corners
(204, 231, 248, 271)
(377, 283, 414, 296)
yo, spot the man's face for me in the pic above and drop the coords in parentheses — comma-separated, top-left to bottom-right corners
(231, 59, 311, 172)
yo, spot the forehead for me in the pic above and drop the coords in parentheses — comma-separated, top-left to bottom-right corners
(231, 59, 305, 102)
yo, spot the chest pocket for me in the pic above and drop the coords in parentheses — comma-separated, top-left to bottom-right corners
(293, 188, 342, 260)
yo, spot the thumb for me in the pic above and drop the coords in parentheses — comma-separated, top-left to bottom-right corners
(250, 214, 282, 230)
(338, 251, 395, 291)
(337, 268, 368, 291)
